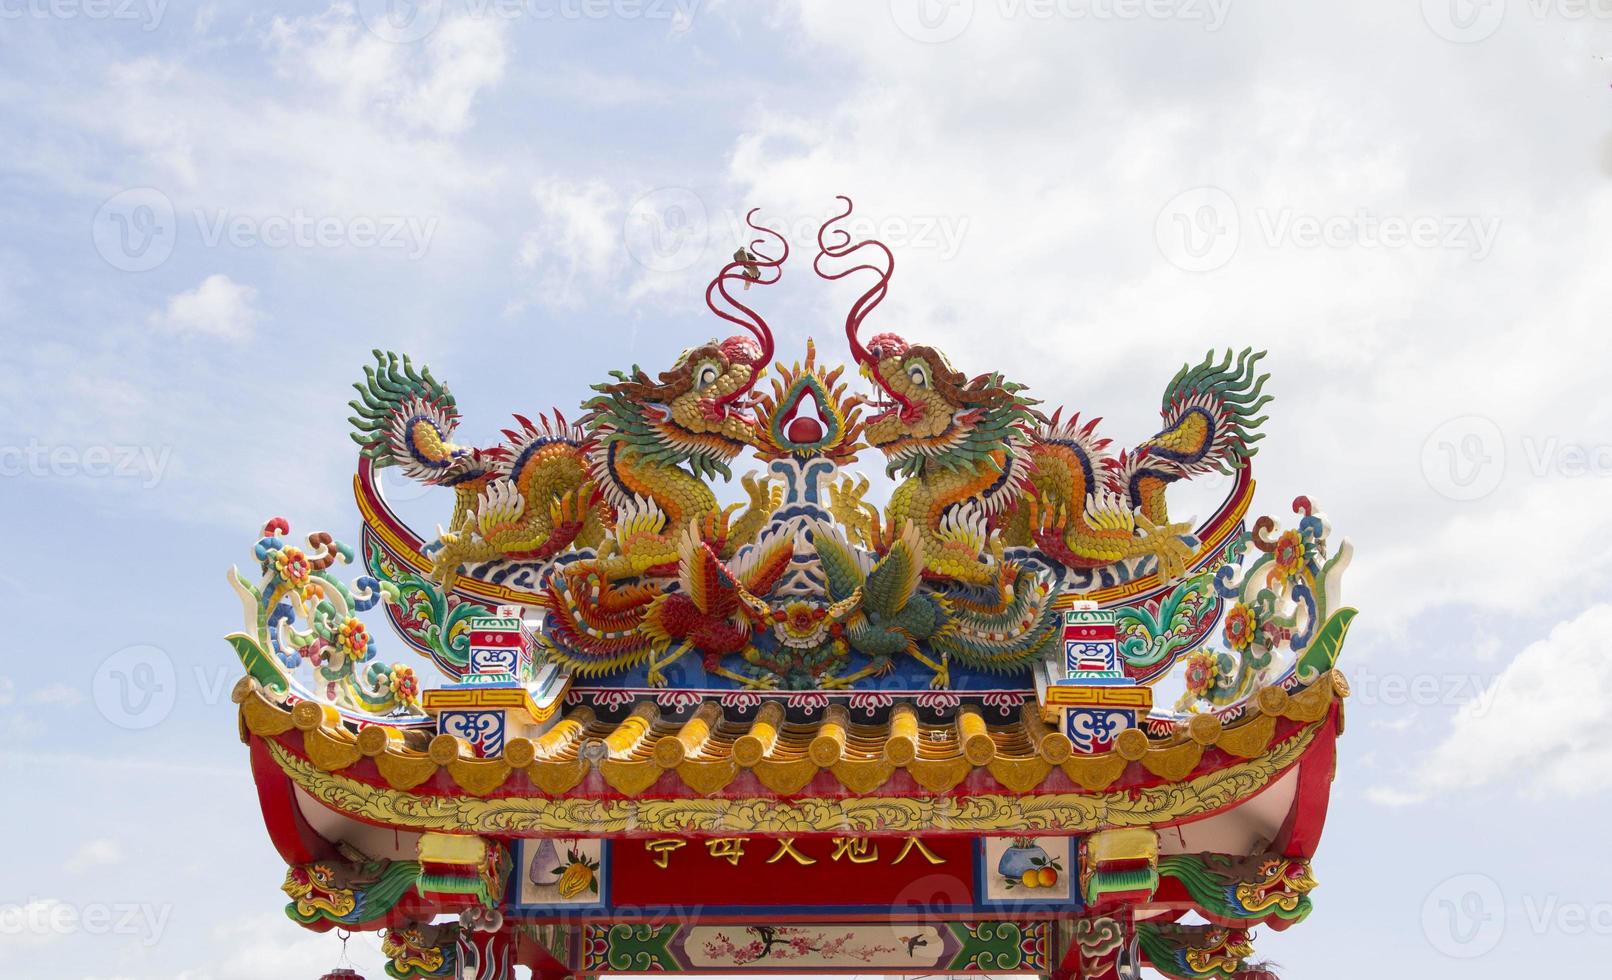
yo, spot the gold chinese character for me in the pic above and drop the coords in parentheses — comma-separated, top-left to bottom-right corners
(706, 837, 747, 866)
(766, 838, 818, 866)
(830, 836, 878, 864)
(645, 839, 686, 869)
(892, 837, 946, 866)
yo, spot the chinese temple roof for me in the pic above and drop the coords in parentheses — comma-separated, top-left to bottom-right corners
(223, 198, 1357, 980)
(235, 671, 1344, 834)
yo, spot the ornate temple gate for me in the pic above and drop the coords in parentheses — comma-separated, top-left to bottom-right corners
(231, 199, 1352, 980)
(244, 649, 1345, 979)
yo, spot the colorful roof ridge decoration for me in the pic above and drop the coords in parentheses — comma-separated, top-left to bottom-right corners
(234, 670, 1345, 807)
(225, 197, 1355, 980)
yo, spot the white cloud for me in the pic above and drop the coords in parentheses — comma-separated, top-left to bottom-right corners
(1364, 785, 1425, 808)
(398, 14, 508, 135)
(1370, 713, 1418, 734)
(515, 178, 628, 310)
(0, 676, 13, 706)
(0, 7, 515, 530)
(512, 176, 775, 313)
(30, 6, 511, 277)
(148, 275, 263, 341)
(1375, 603, 1612, 803)
(65, 839, 124, 874)
(266, 3, 507, 136)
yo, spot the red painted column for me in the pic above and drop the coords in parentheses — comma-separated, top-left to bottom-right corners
(513, 924, 575, 980)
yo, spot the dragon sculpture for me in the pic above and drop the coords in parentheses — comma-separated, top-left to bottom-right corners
(349, 210, 787, 593)
(382, 923, 458, 979)
(814, 197, 1271, 591)
(282, 853, 422, 928)
(345, 198, 1276, 690)
(1137, 922, 1262, 980)
(1160, 852, 1318, 927)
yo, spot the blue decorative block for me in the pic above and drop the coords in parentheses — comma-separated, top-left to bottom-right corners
(439, 709, 508, 757)
(1064, 706, 1138, 753)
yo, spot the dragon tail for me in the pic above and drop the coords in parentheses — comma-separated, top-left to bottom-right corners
(339, 661, 421, 716)
(1108, 348, 1271, 519)
(348, 349, 466, 483)
(1151, 347, 1272, 475)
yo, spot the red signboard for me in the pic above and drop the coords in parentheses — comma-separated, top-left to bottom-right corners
(610, 835, 975, 909)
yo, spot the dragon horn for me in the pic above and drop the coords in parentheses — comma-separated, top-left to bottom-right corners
(707, 208, 786, 413)
(812, 195, 915, 417)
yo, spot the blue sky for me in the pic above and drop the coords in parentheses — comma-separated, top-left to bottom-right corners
(3, 0, 1612, 976)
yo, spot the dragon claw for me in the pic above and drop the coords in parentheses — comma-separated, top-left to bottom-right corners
(1137, 515, 1194, 581)
(819, 654, 891, 689)
(741, 472, 772, 504)
(828, 475, 880, 549)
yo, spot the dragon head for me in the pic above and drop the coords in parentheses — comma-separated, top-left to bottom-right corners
(382, 923, 452, 974)
(583, 210, 785, 481)
(814, 198, 1039, 478)
(859, 336, 1040, 476)
(1235, 857, 1318, 914)
(1185, 928, 1256, 975)
(584, 336, 769, 479)
(282, 862, 358, 918)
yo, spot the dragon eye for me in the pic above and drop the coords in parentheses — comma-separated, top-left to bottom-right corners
(906, 361, 930, 388)
(694, 362, 721, 389)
